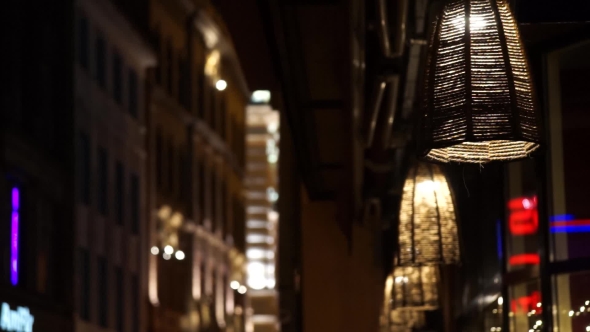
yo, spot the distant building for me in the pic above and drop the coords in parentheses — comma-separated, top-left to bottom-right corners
(73, 1, 156, 332)
(147, 1, 248, 331)
(245, 103, 280, 332)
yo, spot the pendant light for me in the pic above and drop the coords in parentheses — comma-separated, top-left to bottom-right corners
(381, 275, 427, 331)
(399, 162, 460, 265)
(391, 265, 439, 310)
(389, 310, 426, 331)
(419, 0, 541, 163)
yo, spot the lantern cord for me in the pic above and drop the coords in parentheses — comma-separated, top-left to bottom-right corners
(462, 166, 470, 197)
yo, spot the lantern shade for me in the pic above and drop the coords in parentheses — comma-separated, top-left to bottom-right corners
(391, 266, 439, 310)
(390, 310, 426, 330)
(419, 0, 541, 163)
(381, 274, 430, 331)
(399, 162, 459, 265)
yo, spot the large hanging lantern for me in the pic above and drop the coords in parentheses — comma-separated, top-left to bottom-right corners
(399, 162, 459, 265)
(391, 266, 439, 310)
(419, 0, 541, 163)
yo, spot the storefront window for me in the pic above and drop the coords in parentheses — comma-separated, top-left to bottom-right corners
(508, 280, 541, 332)
(484, 295, 503, 332)
(552, 271, 590, 332)
(547, 41, 590, 261)
(546, 41, 590, 332)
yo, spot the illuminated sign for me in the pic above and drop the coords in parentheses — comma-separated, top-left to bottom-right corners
(0, 302, 34, 332)
(508, 197, 538, 235)
(508, 197, 540, 266)
(511, 291, 541, 314)
(11, 188, 19, 286)
(507, 196, 590, 266)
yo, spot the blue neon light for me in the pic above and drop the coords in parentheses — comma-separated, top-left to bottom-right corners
(550, 214, 575, 222)
(551, 225, 590, 233)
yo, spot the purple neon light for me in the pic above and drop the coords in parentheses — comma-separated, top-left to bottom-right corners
(11, 188, 19, 286)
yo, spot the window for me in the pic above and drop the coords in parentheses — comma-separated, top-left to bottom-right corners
(166, 39, 173, 95)
(115, 161, 124, 225)
(168, 138, 174, 193)
(212, 174, 217, 231)
(220, 96, 226, 140)
(79, 132, 91, 205)
(198, 161, 205, 224)
(132, 274, 139, 332)
(553, 271, 590, 332)
(116, 267, 124, 332)
(210, 85, 217, 128)
(79, 249, 90, 321)
(128, 69, 138, 118)
(198, 70, 205, 119)
(98, 257, 108, 327)
(78, 16, 89, 69)
(179, 149, 187, 199)
(545, 42, 590, 332)
(221, 182, 227, 235)
(179, 56, 189, 109)
(113, 52, 123, 103)
(131, 173, 139, 235)
(201, 262, 207, 298)
(156, 127, 163, 189)
(98, 147, 108, 215)
(153, 27, 161, 85)
(508, 279, 540, 332)
(96, 34, 106, 89)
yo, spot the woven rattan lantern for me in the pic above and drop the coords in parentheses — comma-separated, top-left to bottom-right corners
(419, 0, 541, 163)
(399, 162, 459, 265)
(382, 274, 427, 331)
(390, 310, 426, 331)
(391, 266, 439, 310)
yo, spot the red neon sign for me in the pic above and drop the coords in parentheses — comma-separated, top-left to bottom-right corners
(509, 253, 540, 266)
(511, 291, 542, 314)
(508, 196, 540, 266)
(508, 197, 539, 236)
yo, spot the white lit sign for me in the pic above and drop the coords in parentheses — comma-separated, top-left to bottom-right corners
(0, 303, 34, 332)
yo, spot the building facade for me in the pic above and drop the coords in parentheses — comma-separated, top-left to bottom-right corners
(147, 1, 248, 331)
(73, 1, 156, 332)
(245, 103, 280, 332)
(0, 0, 76, 331)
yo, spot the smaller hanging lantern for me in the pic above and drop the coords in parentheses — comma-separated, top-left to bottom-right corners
(381, 275, 428, 332)
(390, 310, 426, 331)
(419, 0, 541, 163)
(399, 162, 460, 266)
(391, 266, 439, 310)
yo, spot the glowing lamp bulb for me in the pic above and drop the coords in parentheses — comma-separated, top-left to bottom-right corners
(230, 281, 240, 290)
(238, 285, 247, 294)
(498, 297, 503, 305)
(175, 250, 185, 260)
(151, 246, 159, 255)
(216, 80, 227, 91)
(164, 245, 173, 255)
(416, 180, 439, 192)
(163, 253, 171, 260)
